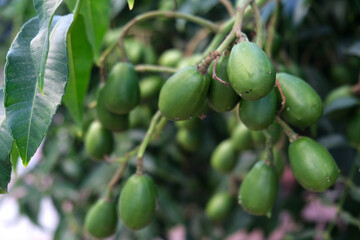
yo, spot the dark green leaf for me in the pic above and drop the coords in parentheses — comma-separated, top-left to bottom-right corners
(30, 0, 64, 93)
(10, 143, 19, 175)
(63, 14, 93, 128)
(0, 89, 13, 194)
(4, 15, 73, 166)
(65, 0, 111, 63)
(324, 97, 359, 115)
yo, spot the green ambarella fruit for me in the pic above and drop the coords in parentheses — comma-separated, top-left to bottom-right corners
(239, 89, 277, 130)
(260, 148, 285, 177)
(84, 199, 118, 238)
(227, 41, 275, 100)
(207, 55, 240, 112)
(119, 174, 157, 230)
(97, 87, 129, 132)
(346, 110, 360, 148)
(230, 122, 253, 152)
(175, 118, 201, 130)
(159, 49, 183, 67)
(158, 66, 211, 121)
(176, 128, 202, 152)
(238, 160, 278, 216)
(143, 44, 157, 64)
(289, 137, 339, 192)
(85, 121, 114, 160)
(140, 75, 164, 101)
(129, 105, 152, 129)
(206, 192, 233, 221)
(211, 139, 237, 173)
(103, 62, 140, 114)
(124, 38, 144, 64)
(276, 73, 323, 129)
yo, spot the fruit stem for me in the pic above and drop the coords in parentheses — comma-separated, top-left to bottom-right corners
(136, 110, 163, 175)
(212, 54, 230, 86)
(220, 0, 235, 17)
(275, 78, 286, 114)
(134, 64, 177, 73)
(275, 116, 300, 142)
(106, 161, 128, 201)
(323, 152, 359, 239)
(251, 0, 263, 48)
(263, 129, 274, 165)
(265, 0, 280, 57)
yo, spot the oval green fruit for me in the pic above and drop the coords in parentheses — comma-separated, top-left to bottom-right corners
(159, 49, 183, 67)
(158, 66, 210, 121)
(289, 137, 339, 192)
(119, 174, 157, 230)
(176, 127, 202, 152)
(85, 121, 114, 160)
(97, 87, 129, 132)
(124, 38, 144, 64)
(276, 73, 323, 129)
(230, 122, 253, 152)
(238, 161, 278, 216)
(227, 41, 275, 100)
(129, 105, 152, 129)
(84, 199, 118, 238)
(140, 75, 164, 101)
(103, 62, 140, 114)
(207, 55, 240, 112)
(211, 139, 237, 173)
(205, 192, 233, 221)
(239, 89, 277, 130)
(177, 54, 202, 69)
(175, 117, 201, 130)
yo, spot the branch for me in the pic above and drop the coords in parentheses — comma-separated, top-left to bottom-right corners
(219, 0, 235, 17)
(134, 64, 177, 73)
(275, 116, 300, 142)
(251, 0, 263, 48)
(265, 0, 280, 57)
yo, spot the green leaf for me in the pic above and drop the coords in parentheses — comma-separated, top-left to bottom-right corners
(4, 15, 73, 166)
(30, 0, 64, 94)
(0, 90, 13, 194)
(10, 143, 19, 175)
(324, 97, 359, 115)
(63, 13, 93, 128)
(127, 0, 135, 10)
(65, 0, 111, 63)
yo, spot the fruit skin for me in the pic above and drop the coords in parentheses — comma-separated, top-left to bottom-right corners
(238, 161, 278, 216)
(139, 75, 164, 101)
(175, 118, 201, 130)
(84, 199, 118, 238)
(97, 87, 129, 132)
(276, 73, 323, 129)
(129, 105, 152, 129)
(103, 62, 140, 114)
(159, 49, 183, 67)
(211, 139, 237, 173)
(119, 174, 157, 230)
(206, 192, 233, 221)
(176, 127, 202, 152)
(158, 66, 211, 121)
(85, 121, 114, 160)
(230, 123, 253, 152)
(289, 137, 339, 192)
(227, 41, 275, 100)
(207, 55, 240, 112)
(239, 89, 277, 130)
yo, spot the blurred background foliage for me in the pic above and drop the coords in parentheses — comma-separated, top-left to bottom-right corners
(1, 0, 360, 239)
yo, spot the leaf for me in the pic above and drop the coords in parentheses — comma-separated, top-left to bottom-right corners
(4, 14, 73, 166)
(30, 0, 64, 94)
(0, 89, 13, 194)
(127, 0, 135, 10)
(324, 97, 359, 115)
(10, 143, 19, 175)
(63, 13, 93, 128)
(65, 0, 111, 63)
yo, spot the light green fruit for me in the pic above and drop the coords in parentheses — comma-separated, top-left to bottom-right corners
(230, 122, 253, 152)
(140, 75, 164, 101)
(176, 128, 202, 152)
(85, 121, 114, 160)
(206, 192, 233, 221)
(211, 139, 237, 173)
(159, 49, 183, 67)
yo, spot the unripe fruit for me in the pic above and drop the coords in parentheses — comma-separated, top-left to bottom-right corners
(289, 137, 339, 192)
(260, 148, 285, 177)
(276, 73, 323, 129)
(228, 41, 275, 100)
(119, 174, 157, 230)
(97, 87, 129, 132)
(239, 89, 277, 130)
(103, 62, 140, 114)
(84, 199, 117, 238)
(230, 123, 253, 152)
(238, 161, 278, 216)
(129, 105, 152, 129)
(175, 118, 201, 130)
(139, 75, 164, 101)
(158, 66, 210, 121)
(207, 55, 240, 112)
(124, 39, 144, 64)
(176, 128, 202, 152)
(159, 49, 182, 67)
(85, 121, 113, 160)
(211, 139, 237, 173)
(205, 192, 233, 221)
(177, 54, 202, 69)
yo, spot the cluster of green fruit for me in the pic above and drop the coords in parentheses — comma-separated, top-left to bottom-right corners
(158, 40, 340, 217)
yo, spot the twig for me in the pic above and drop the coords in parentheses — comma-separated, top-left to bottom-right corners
(275, 78, 286, 114)
(263, 129, 274, 165)
(275, 116, 300, 142)
(219, 0, 235, 17)
(184, 29, 210, 57)
(105, 161, 128, 200)
(265, 0, 280, 57)
(134, 64, 177, 73)
(251, 0, 263, 48)
(212, 54, 230, 86)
